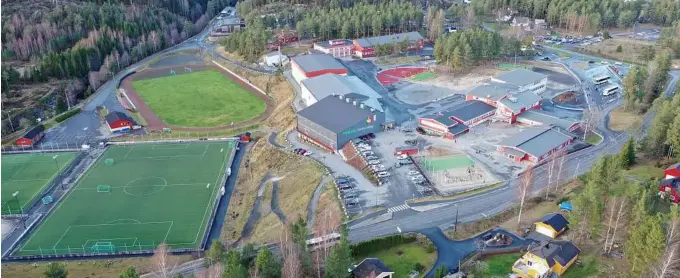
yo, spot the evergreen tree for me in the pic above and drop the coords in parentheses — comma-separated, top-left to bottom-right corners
(255, 248, 280, 278)
(451, 47, 463, 71)
(616, 45, 623, 52)
(626, 214, 665, 277)
(667, 113, 680, 159)
(205, 240, 225, 265)
(118, 267, 139, 278)
(224, 250, 248, 278)
(618, 138, 636, 169)
(462, 43, 474, 68)
(44, 263, 68, 278)
(324, 237, 352, 278)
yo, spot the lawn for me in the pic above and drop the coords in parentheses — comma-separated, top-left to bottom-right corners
(420, 155, 474, 171)
(132, 70, 266, 127)
(562, 255, 598, 278)
(1, 152, 77, 215)
(608, 107, 642, 132)
(585, 132, 603, 145)
(624, 165, 665, 181)
(579, 38, 680, 66)
(14, 141, 235, 256)
(410, 72, 437, 82)
(552, 49, 572, 59)
(355, 242, 436, 278)
(481, 253, 519, 277)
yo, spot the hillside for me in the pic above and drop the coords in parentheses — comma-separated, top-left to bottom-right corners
(0, 0, 233, 136)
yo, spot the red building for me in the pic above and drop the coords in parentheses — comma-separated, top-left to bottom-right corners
(394, 146, 419, 156)
(353, 32, 424, 58)
(105, 112, 134, 133)
(15, 125, 45, 147)
(313, 39, 354, 58)
(496, 127, 575, 164)
(659, 178, 680, 204)
(665, 163, 680, 179)
(418, 101, 496, 140)
(291, 54, 348, 84)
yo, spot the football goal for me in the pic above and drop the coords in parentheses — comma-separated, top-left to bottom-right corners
(91, 242, 116, 253)
(97, 185, 111, 193)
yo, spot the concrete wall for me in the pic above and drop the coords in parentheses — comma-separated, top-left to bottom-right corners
(297, 116, 339, 149)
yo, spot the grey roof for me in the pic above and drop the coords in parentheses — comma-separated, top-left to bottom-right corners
(497, 127, 573, 158)
(315, 39, 353, 48)
(352, 258, 393, 277)
(499, 91, 542, 112)
(468, 82, 519, 101)
(513, 16, 530, 25)
(429, 101, 495, 127)
(297, 96, 374, 134)
(301, 74, 384, 112)
(517, 110, 581, 130)
(529, 240, 580, 267)
(448, 122, 469, 135)
(291, 54, 346, 73)
(493, 69, 547, 87)
(355, 32, 423, 48)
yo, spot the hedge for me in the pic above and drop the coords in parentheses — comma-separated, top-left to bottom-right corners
(55, 108, 81, 123)
(351, 234, 417, 257)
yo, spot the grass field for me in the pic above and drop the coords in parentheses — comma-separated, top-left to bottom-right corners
(420, 155, 474, 171)
(481, 253, 519, 276)
(1, 152, 77, 215)
(410, 71, 437, 81)
(355, 242, 436, 278)
(132, 70, 266, 127)
(15, 141, 235, 256)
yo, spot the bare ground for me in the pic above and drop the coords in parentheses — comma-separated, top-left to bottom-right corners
(312, 183, 344, 235)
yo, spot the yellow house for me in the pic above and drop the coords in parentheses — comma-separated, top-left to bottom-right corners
(534, 213, 569, 238)
(512, 240, 580, 278)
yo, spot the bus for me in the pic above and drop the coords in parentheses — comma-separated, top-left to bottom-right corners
(306, 233, 341, 250)
(602, 85, 619, 96)
(593, 75, 610, 85)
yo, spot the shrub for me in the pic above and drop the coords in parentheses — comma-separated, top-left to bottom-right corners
(414, 262, 425, 272)
(616, 45, 623, 52)
(54, 108, 81, 123)
(351, 234, 417, 257)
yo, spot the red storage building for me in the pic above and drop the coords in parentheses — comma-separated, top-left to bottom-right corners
(15, 125, 45, 147)
(105, 112, 134, 133)
(291, 54, 348, 84)
(353, 32, 424, 58)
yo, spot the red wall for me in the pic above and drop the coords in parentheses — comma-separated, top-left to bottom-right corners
(110, 119, 133, 129)
(16, 138, 33, 146)
(659, 185, 680, 203)
(306, 68, 349, 78)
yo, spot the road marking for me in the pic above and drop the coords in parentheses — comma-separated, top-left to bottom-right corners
(387, 204, 411, 213)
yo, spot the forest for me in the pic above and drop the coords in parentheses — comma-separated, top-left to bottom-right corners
(434, 28, 527, 72)
(0, 0, 233, 135)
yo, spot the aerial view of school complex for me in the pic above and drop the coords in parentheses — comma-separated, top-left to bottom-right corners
(1, 0, 680, 277)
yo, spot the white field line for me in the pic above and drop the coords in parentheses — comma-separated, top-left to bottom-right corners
(189, 143, 230, 245)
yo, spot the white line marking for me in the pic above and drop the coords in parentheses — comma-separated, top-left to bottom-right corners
(163, 221, 174, 243)
(53, 226, 73, 249)
(124, 145, 135, 158)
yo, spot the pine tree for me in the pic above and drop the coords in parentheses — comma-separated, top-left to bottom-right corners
(324, 237, 352, 278)
(451, 47, 462, 71)
(205, 240, 225, 265)
(626, 214, 665, 277)
(255, 248, 280, 278)
(462, 43, 474, 68)
(618, 138, 636, 169)
(223, 250, 247, 278)
(666, 113, 680, 159)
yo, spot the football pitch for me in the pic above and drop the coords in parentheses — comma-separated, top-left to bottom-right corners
(1, 152, 77, 215)
(15, 141, 235, 256)
(420, 155, 474, 172)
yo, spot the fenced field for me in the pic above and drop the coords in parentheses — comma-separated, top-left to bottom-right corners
(14, 140, 235, 256)
(1, 152, 77, 215)
(418, 155, 494, 192)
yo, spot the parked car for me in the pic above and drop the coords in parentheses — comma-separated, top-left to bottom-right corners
(343, 193, 358, 199)
(368, 160, 381, 165)
(298, 149, 307, 155)
(410, 175, 425, 181)
(345, 200, 359, 206)
(377, 172, 391, 178)
(541, 56, 551, 61)
(408, 171, 420, 176)
(366, 155, 379, 160)
(357, 146, 372, 151)
(303, 151, 313, 156)
(397, 154, 409, 160)
(338, 184, 354, 190)
(336, 179, 351, 185)
(399, 160, 413, 166)
(362, 151, 375, 156)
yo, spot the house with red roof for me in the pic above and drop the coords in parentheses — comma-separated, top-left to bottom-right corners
(665, 163, 680, 179)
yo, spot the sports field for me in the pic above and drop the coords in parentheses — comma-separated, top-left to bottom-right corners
(131, 70, 266, 127)
(409, 71, 437, 81)
(1, 152, 77, 215)
(420, 155, 474, 171)
(15, 141, 235, 256)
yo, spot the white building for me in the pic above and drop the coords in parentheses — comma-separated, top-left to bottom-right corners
(263, 51, 289, 67)
(491, 69, 548, 94)
(300, 74, 383, 112)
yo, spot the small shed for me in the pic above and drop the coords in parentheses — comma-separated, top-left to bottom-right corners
(105, 112, 134, 133)
(16, 125, 45, 147)
(394, 146, 418, 156)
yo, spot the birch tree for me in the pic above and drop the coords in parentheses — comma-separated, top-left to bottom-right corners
(517, 166, 534, 227)
(651, 207, 680, 278)
(151, 243, 178, 278)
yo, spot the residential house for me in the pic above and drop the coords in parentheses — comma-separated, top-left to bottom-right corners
(512, 17, 531, 28)
(534, 213, 569, 238)
(658, 177, 680, 204)
(512, 240, 580, 278)
(351, 258, 394, 278)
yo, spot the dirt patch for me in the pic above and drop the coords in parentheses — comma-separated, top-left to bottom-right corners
(608, 106, 642, 132)
(120, 64, 275, 132)
(425, 145, 462, 157)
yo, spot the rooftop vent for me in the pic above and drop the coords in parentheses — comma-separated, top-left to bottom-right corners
(353, 100, 358, 106)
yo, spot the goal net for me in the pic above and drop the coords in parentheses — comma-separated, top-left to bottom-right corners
(105, 158, 115, 166)
(97, 185, 111, 193)
(91, 242, 116, 253)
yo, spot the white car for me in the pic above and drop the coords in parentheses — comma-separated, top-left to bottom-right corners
(397, 154, 408, 160)
(377, 172, 391, 178)
(356, 143, 370, 148)
(407, 171, 420, 176)
(303, 151, 313, 156)
(368, 160, 381, 165)
(358, 146, 372, 151)
(362, 151, 375, 156)
(410, 175, 425, 181)
(366, 155, 379, 160)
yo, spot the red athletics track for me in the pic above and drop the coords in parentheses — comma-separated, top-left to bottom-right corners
(376, 67, 428, 86)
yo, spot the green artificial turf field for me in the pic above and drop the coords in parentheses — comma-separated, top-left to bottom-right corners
(15, 141, 235, 256)
(1, 152, 77, 215)
(421, 155, 474, 171)
(132, 70, 266, 127)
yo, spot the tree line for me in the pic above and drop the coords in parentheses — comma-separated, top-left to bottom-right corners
(622, 49, 672, 113)
(641, 92, 680, 161)
(1, 0, 233, 134)
(469, 0, 661, 32)
(434, 28, 527, 72)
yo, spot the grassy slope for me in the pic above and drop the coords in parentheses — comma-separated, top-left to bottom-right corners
(132, 70, 266, 127)
(482, 253, 519, 277)
(355, 242, 436, 278)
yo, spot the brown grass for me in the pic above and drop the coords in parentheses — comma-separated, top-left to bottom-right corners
(608, 106, 642, 132)
(1, 255, 192, 278)
(313, 182, 344, 235)
(247, 213, 284, 245)
(579, 38, 680, 66)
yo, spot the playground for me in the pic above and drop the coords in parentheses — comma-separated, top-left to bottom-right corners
(418, 154, 496, 194)
(14, 140, 235, 257)
(1, 152, 77, 215)
(376, 67, 429, 86)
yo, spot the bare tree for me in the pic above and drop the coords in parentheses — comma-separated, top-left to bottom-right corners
(602, 197, 618, 253)
(151, 243, 178, 278)
(554, 149, 567, 187)
(196, 263, 224, 278)
(517, 166, 534, 227)
(545, 151, 558, 199)
(464, 5, 476, 27)
(280, 229, 302, 278)
(582, 108, 603, 141)
(604, 196, 630, 254)
(651, 209, 680, 278)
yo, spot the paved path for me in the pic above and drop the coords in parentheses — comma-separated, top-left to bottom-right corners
(271, 180, 287, 224)
(234, 172, 272, 246)
(306, 177, 331, 230)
